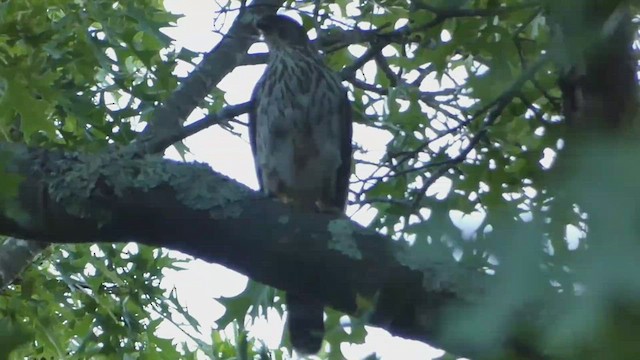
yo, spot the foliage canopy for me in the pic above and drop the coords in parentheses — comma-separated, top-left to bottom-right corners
(0, 0, 639, 359)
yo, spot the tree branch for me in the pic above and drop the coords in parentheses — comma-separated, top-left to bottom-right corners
(137, 0, 284, 155)
(0, 143, 543, 359)
(144, 102, 252, 152)
(0, 0, 287, 297)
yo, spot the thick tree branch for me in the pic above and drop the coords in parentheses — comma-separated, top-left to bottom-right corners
(0, 0, 286, 302)
(0, 143, 544, 359)
(138, 0, 284, 155)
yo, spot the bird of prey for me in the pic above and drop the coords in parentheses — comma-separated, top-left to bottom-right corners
(248, 14, 353, 354)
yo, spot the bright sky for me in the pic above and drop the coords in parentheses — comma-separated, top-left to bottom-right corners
(156, 1, 444, 359)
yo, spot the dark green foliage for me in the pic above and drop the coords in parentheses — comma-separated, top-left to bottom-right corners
(0, 0, 639, 359)
(1, 244, 192, 359)
(0, 0, 182, 148)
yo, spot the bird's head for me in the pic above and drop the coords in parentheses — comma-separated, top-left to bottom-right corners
(255, 14, 311, 50)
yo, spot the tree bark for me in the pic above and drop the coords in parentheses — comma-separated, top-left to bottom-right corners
(0, 142, 546, 359)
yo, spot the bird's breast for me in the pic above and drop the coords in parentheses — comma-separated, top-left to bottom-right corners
(254, 59, 346, 199)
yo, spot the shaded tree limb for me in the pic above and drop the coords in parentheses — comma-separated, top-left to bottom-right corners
(0, 0, 286, 300)
(0, 143, 545, 359)
(0, 0, 286, 311)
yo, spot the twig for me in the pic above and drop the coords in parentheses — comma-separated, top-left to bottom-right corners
(142, 102, 252, 153)
(340, 43, 386, 80)
(409, 54, 551, 209)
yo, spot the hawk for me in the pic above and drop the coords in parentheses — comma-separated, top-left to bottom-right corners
(249, 14, 353, 354)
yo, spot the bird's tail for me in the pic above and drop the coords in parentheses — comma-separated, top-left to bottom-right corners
(286, 292, 324, 354)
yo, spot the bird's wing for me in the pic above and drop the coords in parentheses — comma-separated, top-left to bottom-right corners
(334, 88, 353, 209)
(248, 75, 264, 191)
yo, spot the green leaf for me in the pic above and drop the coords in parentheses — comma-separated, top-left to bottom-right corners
(215, 280, 275, 329)
(0, 318, 33, 359)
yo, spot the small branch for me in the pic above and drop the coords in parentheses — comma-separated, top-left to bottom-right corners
(409, 55, 550, 209)
(375, 52, 400, 87)
(138, 102, 252, 155)
(351, 78, 388, 95)
(318, 28, 381, 53)
(340, 44, 385, 80)
(136, 0, 284, 155)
